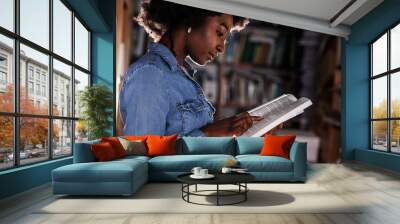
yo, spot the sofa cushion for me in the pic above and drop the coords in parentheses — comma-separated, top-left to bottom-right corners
(52, 158, 147, 183)
(148, 154, 235, 172)
(178, 137, 235, 155)
(236, 155, 293, 172)
(114, 155, 150, 163)
(73, 139, 101, 163)
(235, 137, 263, 155)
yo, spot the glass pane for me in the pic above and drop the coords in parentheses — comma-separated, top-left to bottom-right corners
(20, 0, 49, 49)
(0, 116, 14, 170)
(0, 0, 14, 31)
(372, 76, 387, 119)
(20, 117, 49, 165)
(53, 59, 72, 117)
(372, 33, 387, 76)
(391, 24, 400, 70)
(391, 72, 400, 118)
(372, 121, 388, 151)
(75, 120, 88, 143)
(74, 69, 89, 118)
(20, 44, 49, 115)
(53, 119, 72, 158)
(53, 0, 72, 60)
(0, 34, 14, 112)
(74, 17, 89, 70)
(391, 120, 400, 153)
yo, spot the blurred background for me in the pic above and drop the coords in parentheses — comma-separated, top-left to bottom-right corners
(116, 0, 342, 163)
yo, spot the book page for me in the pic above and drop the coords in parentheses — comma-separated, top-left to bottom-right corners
(242, 94, 312, 137)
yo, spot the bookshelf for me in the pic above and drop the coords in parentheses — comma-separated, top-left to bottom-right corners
(312, 36, 342, 163)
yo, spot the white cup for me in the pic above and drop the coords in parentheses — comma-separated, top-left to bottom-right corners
(191, 167, 202, 176)
(221, 167, 232, 174)
(200, 169, 208, 176)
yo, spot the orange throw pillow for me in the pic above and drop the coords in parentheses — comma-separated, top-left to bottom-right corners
(101, 137, 126, 158)
(123, 135, 148, 141)
(146, 134, 178, 157)
(91, 142, 117, 161)
(260, 134, 296, 159)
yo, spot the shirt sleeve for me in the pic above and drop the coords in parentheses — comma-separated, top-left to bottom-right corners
(120, 65, 169, 136)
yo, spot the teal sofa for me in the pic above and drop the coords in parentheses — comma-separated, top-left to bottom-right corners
(52, 137, 307, 196)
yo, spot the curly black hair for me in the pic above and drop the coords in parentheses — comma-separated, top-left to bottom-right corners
(134, 0, 250, 42)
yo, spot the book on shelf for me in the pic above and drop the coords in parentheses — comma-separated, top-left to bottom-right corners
(241, 94, 312, 137)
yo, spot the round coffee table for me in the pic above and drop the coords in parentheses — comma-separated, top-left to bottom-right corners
(177, 172, 255, 206)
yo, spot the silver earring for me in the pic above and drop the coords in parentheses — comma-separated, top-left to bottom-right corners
(187, 27, 192, 34)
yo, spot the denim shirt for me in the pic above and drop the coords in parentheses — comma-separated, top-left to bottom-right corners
(120, 42, 216, 137)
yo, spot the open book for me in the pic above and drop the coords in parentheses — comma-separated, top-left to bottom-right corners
(241, 94, 312, 137)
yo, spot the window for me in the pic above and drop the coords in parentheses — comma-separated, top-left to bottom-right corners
(0, 54, 7, 86)
(36, 83, 40, 95)
(0, 0, 14, 32)
(35, 70, 41, 81)
(0, 71, 6, 85)
(20, 0, 49, 49)
(28, 67, 34, 80)
(28, 81, 34, 94)
(371, 23, 400, 154)
(42, 85, 46, 97)
(74, 69, 89, 119)
(0, 34, 13, 113)
(0, 0, 91, 170)
(53, 0, 72, 60)
(53, 119, 72, 158)
(0, 55, 7, 67)
(75, 17, 90, 70)
(53, 59, 72, 117)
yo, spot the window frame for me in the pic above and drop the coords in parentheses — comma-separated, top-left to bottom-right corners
(0, 0, 92, 171)
(369, 20, 400, 154)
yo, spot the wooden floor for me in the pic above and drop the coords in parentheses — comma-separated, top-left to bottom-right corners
(1, 162, 400, 224)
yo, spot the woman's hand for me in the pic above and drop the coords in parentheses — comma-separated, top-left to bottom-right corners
(201, 112, 263, 137)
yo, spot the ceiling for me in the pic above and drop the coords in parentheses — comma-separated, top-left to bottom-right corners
(165, 0, 384, 38)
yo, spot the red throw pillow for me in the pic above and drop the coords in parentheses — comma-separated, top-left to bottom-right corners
(101, 137, 126, 158)
(91, 142, 118, 161)
(146, 134, 178, 157)
(260, 134, 296, 159)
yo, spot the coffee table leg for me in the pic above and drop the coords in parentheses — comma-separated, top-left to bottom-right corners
(187, 184, 190, 202)
(195, 184, 197, 192)
(217, 184, 219, 206)
(245, 183, 247, 201)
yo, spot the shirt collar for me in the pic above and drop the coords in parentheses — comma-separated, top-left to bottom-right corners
(148, 42, 197, 77)
(182, 57, 197, 78)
